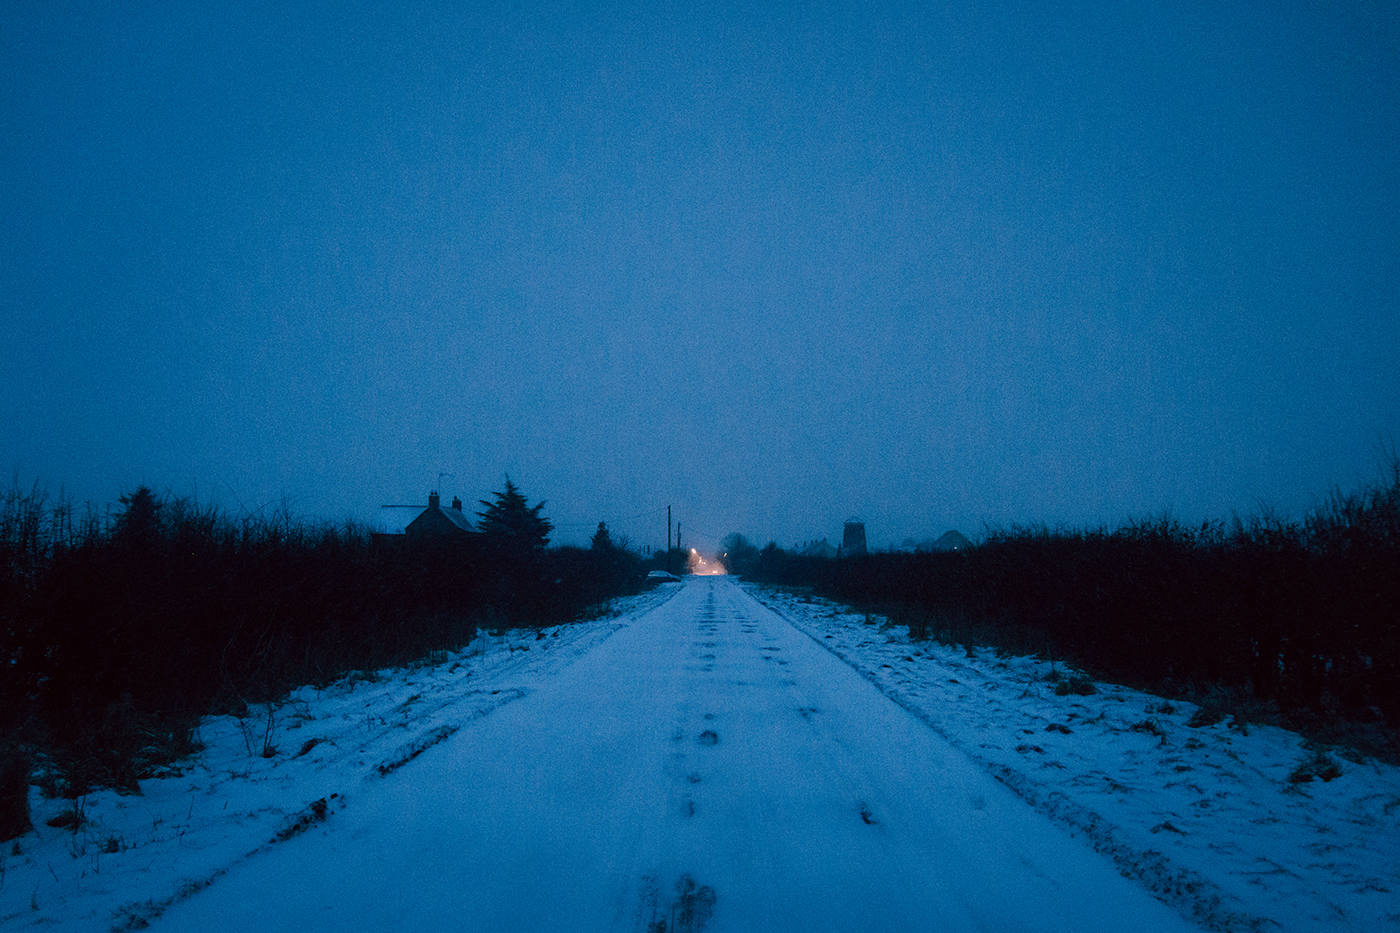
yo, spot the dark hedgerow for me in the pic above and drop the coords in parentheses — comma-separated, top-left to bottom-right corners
(746, 459, 1400, 751)
(0, 483, 647, 830)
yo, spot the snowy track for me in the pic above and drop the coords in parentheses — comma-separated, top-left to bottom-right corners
(147, 576, 1196, 932)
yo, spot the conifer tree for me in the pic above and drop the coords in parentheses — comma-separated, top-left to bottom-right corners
(114, 485, 163, 549)
(590, 521, 613, 552)
(475, 477, 552, 562)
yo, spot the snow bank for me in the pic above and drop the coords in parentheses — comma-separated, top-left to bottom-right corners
(748, 584, 1400, 932)
(0, 586, 679, 932)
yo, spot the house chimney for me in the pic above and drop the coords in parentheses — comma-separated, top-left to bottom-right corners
(428, 491, 440, 509)
(452, 497, 462, 511)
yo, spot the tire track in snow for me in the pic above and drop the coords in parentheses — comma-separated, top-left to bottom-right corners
(104, 588, 687, 933)
(749, 586, 1267, 933)
(140, 578, 1204, 932)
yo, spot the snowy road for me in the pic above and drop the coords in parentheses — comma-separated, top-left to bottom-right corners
(153, 576, 1199, 932)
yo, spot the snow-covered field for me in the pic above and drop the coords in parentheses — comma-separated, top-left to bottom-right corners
(1, 576, 1395, 932)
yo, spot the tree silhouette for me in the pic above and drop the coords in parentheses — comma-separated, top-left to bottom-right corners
(114, 485, 162, 549)
(720, 532, 759, 575)
(590, 521, 613, 552)
(475, 477, 552, 562)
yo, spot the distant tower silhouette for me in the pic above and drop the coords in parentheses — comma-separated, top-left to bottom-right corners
(841, 518, 867, 556)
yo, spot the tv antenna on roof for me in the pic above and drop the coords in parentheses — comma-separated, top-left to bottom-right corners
(381, 472, 456, 510)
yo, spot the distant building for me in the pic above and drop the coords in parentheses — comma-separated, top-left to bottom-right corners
(405, 492, 474, 540)
(934, 530, 972, 552)
(840, 519, 867, 557)
(801, 538, 837, 559)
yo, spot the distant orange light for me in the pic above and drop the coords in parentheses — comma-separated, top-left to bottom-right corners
(686, 549, 726, 576)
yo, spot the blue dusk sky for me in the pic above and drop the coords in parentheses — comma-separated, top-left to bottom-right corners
(3, 1, 1397, 550)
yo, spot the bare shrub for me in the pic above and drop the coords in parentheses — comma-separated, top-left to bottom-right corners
(1288, 751, 1343, 784)
(746, 454, 1400, 759)
(0, 741, 31, 841)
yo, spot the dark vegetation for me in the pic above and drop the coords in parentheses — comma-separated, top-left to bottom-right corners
(0, 479, 646, 838)
(742, 460, 1400, 757)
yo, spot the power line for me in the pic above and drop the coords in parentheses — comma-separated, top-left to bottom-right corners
(679, 525, 723, 544)
(551, 505, 671, 529)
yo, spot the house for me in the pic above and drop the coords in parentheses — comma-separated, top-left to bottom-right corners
(405, 492, 474, 540)
(801, 538, 838, 559)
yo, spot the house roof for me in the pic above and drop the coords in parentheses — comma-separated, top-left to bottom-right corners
(438, 506, 473, 533)
(934, 530, 972, 551)
(406, 501, 474, 536)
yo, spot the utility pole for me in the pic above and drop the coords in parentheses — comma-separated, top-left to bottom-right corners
(667, 506, 672, 575)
